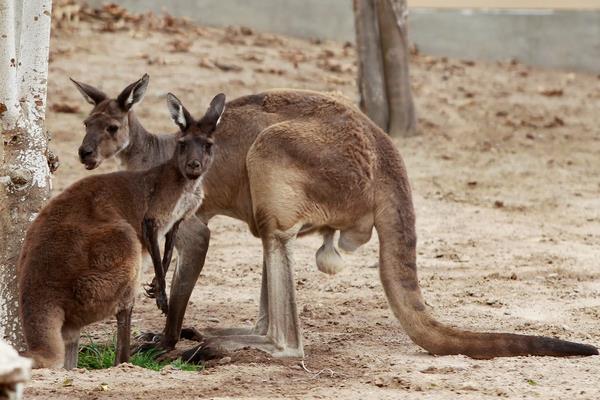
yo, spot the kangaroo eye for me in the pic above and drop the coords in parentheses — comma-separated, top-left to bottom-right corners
(205, 142, 213, 153)
(107, 125, 119, 134)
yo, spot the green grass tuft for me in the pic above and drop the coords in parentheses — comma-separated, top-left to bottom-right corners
(78, 342, 115, 370)
(170, 358, 202, 372)
(77, 339, 201, 372)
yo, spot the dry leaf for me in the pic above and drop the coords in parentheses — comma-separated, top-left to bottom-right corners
(198, 58, 215, 69)
(539, 88, 564, 97)
(51, 103, 80, 113)
(215, 60, 243, 72)
(169, 39, 192, 53)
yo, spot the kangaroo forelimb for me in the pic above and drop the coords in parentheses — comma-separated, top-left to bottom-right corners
(143, 217, 168, 314)
(162, 219, 182, 275)
(144, 219, 181, 302)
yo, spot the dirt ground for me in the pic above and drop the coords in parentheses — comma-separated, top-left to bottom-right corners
(24, 6, 600, 400)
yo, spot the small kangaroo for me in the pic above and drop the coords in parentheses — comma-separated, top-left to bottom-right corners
(72, 77, 597, 360)
(17, 86, 225, 369)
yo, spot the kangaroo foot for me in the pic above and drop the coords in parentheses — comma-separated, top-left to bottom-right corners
(180, 335, 303, 364)
(203, 327, 256, 337)
(132, 327, 203, 355)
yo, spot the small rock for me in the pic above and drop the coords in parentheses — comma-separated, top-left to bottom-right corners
(160, 365, 176, 375)
(373, 377, 387, 387)
(218, 356, 232, 365)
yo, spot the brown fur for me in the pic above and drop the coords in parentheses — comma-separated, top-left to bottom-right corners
(73, 80, 598, 359)
(17, 91, 225, 368)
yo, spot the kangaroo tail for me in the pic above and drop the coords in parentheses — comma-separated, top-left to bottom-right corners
(373, 146, 597, 358)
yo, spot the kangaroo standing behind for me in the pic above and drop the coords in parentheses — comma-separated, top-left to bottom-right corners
(72, 76, 597, 360)
(17, 87, 225, 369)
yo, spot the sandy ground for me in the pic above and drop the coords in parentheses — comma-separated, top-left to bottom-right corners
(24, 8, 600, 400)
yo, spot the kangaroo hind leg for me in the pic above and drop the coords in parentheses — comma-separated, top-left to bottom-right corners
(338, 214, 374, 252)
(62, 327, 81, 370)
(21, 305, 65, 369)
(115, 306, 133, 365)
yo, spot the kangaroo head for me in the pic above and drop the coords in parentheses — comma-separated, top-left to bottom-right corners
(166, 92, 226, 180)
(71, 74, 149, 170)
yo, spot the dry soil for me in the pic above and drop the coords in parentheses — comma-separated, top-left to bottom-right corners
(24, 9, 600, 400)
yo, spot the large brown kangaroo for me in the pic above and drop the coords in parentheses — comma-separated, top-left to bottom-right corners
(17, 89, 225, 368)
(71, 76, 597, 360)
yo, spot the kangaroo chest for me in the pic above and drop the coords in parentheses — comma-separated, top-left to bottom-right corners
(159, 178, 205, 237)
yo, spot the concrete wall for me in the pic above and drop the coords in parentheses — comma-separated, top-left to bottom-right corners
(408, 0, 600, 9)
(87, 0, 600, 73)
(410, 9, 600, 73)
(88, 0, 356, 42)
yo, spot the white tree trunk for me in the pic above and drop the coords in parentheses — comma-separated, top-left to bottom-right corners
(0, 0, 52, 348)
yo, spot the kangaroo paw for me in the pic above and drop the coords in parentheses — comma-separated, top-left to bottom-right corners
(156, 291, 169, 315)
(144, 278, 159, 299)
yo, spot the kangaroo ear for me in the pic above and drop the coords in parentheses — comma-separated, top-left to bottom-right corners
(116, 73, 150, 111)
(166, 92, 193, 132)
(70, 78, 107, 105)
(198, 93, 226, 135)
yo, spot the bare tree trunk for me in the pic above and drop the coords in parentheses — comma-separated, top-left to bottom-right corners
(0, 0, 53, 348)
(353, 0, 388, 130)
(375, 0, 416, 137)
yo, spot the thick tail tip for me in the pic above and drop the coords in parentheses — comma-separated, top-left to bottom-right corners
(420, 332, 598, 359)
(531, 336, 598, 357)
(572, 343, 598, 356)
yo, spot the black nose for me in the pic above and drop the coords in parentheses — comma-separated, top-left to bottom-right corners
(187, 160, 201, 169)
(78, 146, 93, 160)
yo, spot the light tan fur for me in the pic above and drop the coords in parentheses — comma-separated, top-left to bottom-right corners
(315, 229, 344, 275)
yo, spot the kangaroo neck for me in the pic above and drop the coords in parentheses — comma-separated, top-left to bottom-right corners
(118, 111, 177, 171)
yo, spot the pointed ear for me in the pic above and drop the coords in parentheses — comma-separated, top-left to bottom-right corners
(166, 92, 193, 132)
(70, 78, 107, 105)
(198, 93, 226, 135)
(116, 73, 150, 111)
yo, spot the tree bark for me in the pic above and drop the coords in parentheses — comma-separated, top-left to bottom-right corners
(375, 0, 417, 137)
(353, 0, 388, 129)
(0, 0, 53, 348)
